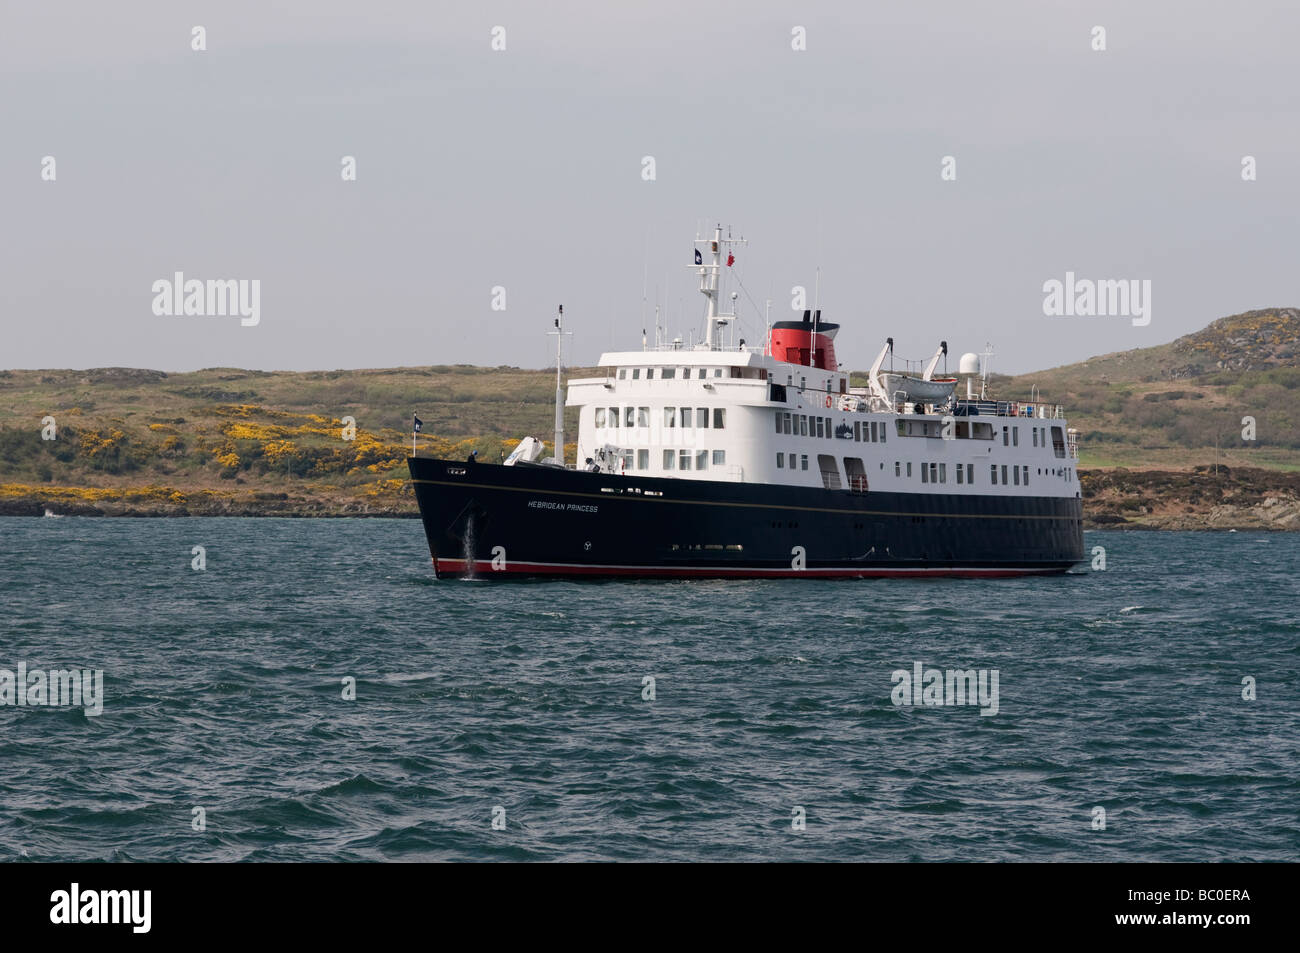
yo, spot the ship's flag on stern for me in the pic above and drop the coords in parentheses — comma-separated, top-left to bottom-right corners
(412, 414, 423, 454)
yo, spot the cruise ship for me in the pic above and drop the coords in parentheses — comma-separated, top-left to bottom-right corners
(409, 227, 1084, 578)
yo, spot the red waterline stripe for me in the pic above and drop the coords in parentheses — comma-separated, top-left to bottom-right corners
(433, 557, 1060, 579)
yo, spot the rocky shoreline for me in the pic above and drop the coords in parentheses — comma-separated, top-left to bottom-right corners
(4, 466, 1298, 529)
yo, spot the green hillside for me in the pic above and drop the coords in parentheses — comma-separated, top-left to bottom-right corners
(995, 308, 1300, 470)
(1, 308, 1297, 517)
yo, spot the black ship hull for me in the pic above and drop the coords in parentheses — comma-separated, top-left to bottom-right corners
(410, 456, 1084, 579)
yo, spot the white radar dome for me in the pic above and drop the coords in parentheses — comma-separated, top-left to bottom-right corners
(958, 352, 981, 375)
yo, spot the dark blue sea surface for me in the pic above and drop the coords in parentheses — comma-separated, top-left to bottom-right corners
(1, 518, 1296, 861)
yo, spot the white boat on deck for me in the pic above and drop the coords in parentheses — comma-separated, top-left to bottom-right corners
(879, 373, 957, 404)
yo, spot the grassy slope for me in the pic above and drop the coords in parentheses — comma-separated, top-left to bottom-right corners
(1, 309, 1298, 519)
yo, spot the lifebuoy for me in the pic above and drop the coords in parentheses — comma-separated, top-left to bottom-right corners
(824, 394, 832, 408)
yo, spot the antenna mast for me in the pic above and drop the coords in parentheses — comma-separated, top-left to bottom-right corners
(549, 306, 572, 466)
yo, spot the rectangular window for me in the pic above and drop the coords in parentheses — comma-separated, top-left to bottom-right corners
(815, 417, 823, 438)
(664, 407, 676, 427)
(906, 462, 913, 477)
(939, 463, 946, 483)
(1032, 428, 1038, 447)
(777, 453, 785, 468)
(661, 368, 676, 380)
(869, 421, 876, 442)
(624, 407, 634, 427)
(663, 450, 675, 470)
(967, 464, 973, 484)
(1012, 427, 1019, 447)
(1051, 426, 1066, 458)
(713, 450, 725, 466)
(783, 412, 792, 434)
(712, 408, 723, 429)
(680, 407, 692, 428)
(895, 461, 901, 477)
(844, 457, 867, 491)
(800, 416, 808, 436)
(694, 407, 708, 428)
(1001, 465, 1008, 484)
(957, 466, 964, 485)
(991, 464, 998, 484)
(881, 424, 886, 444)
(632, 368, 641, 380)
(1023, 466, 1029, 485)
(775, 411, 783, 434)
(646, 368, 655, 380)
(618, 368, 627, 379)
(696, 450, 708, 470)
(1013, 466, 1020, 485)
(854, 422, 861, 442)
(930, 462, 938, 483)
(608, 407, 618, 427)
(595, 408, 606, 428)
(921, 464, 928, 483)
(679, 368, 688, 380)
(637, 407, 649, 427)
(637, 449, 648, 470)
(679, 450, 691, 470)
(801, 455, 809, 471)
(698, 368, 707, 379)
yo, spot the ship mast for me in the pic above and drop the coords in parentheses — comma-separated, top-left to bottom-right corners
(549, 305, 571, 466)
(692, 225, 746, 350)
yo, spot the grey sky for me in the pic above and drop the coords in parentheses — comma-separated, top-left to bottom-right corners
(3, 1, 1297, 376)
